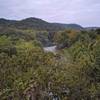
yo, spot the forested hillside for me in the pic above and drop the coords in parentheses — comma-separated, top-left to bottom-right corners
(0, 18, 100, 100)
(0, 18, 83, 31)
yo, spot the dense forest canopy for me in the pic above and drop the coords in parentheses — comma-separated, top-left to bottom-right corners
(0, 18, 100, 100)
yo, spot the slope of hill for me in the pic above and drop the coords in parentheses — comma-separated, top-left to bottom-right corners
(52, 23, 83, 30)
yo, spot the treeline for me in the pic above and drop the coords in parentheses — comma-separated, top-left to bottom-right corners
(0, 28, 100, 100)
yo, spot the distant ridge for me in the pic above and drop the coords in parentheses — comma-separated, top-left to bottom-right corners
(0, 17, 83, 31)
(85, 27, 100, 30)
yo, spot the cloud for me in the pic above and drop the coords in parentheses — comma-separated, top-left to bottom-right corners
(0, 0, 100, 26)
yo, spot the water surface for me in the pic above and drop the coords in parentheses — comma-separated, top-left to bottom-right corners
(43, 46, 56, 52)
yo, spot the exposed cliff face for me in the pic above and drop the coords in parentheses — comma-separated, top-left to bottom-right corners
(36, 31, 56, 47)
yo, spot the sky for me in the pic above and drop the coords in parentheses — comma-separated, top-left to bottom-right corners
(0, 0, 100, 27)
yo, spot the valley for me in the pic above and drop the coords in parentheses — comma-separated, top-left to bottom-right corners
(0, 17, 100, 100)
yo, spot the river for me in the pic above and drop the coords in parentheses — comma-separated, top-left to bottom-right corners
(43, 46, 57, 52)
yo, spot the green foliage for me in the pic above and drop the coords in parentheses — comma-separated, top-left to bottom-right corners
(54, 29, 80, 49)
(0, 28, 100, 100)
(0, 35, 12, 47)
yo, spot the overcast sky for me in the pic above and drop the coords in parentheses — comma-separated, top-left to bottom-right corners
(0, 0, 100, 27)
